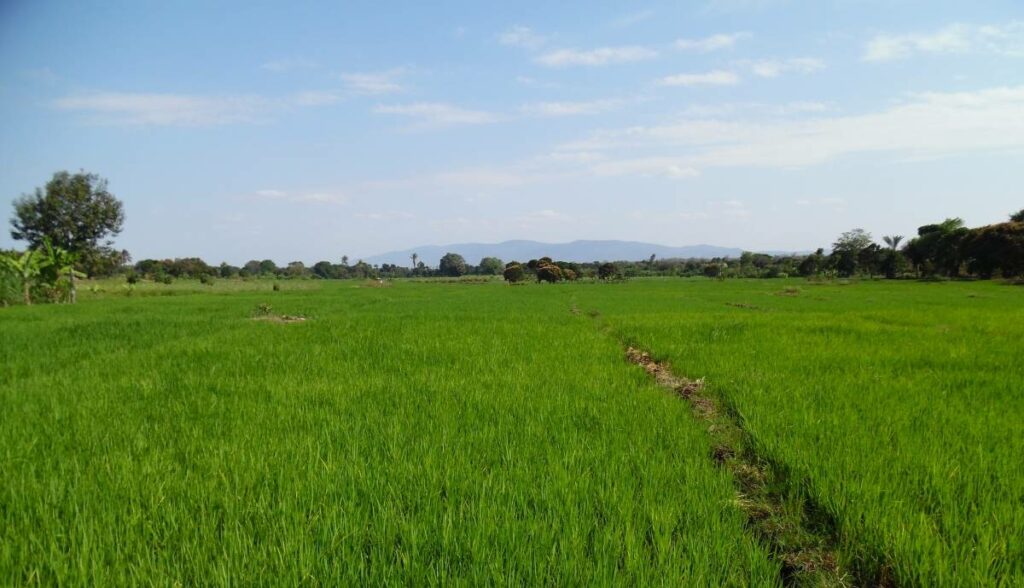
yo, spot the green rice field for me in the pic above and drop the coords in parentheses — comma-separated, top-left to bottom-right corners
(2, 278, 1022, 586)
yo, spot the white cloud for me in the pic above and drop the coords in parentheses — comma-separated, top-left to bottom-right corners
(610, 10, 655, 28)
(680, 101, 830, 117)
(373, 102, 500, 129)
(864, 22, 1024, 62)
(53, 92, 272, 126)
(675, 32, 750, 52)
(261, 58, 318, 72)
(499, 26, 547, 50)
(354, 211, 415, 221)
(252, 189, 347, 205)
(338, 69, 406, 95)
(747, 57, 824, 78)
(560, 85, 1024, 175)
(658, 70, 739, 87)
(520, 99, 622, 117)
(536, 46, 658, 67)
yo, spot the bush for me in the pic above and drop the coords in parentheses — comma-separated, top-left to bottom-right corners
(126, 272, 139, 284)
(536, 264, 563, 283)
(503, 264, 526, 283)
(598, 262, 619, 280)
(272, 282, 281, 292)
(199, 273, 215, 286)
(160, 274, 173, 284)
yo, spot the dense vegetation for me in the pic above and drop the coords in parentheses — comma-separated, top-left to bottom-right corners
(1, 280, 781, 585)
(2, 279, 1021, 585)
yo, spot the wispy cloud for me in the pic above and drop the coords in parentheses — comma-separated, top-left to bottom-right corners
(864, 21, 1024, 62)
(520, 99, 622, 117)
(675, 32, 750, 52)
(261, 58, 318, 72)
(536, 46, 658, 67)
(559, 85, 1024, 175)
(610, 9, 655, 28)
(53, 92, 273, 126)
(253, 189, 348, 205)
(53, 89, 345, 125)
(745, 57, 824, 78)
(24, 67, 59, 84)
(657, 70, 739, 87)
(680, 101, 831, 117)
(373, 102, 500, 129)
(338, 69, 406, 95)
(499, 26, 547, 50)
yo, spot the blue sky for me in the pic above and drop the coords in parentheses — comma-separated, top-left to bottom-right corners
(1, 0, 1022, 264)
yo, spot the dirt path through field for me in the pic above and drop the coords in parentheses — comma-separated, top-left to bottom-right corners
(580, 304, 893, 587)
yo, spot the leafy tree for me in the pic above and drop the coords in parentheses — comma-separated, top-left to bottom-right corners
(1011, 209, 1024, 223)
(218, 263, 240, 278)
(503, 264, 526, 283)
(243, 260, 262, 275)
(536, 264, 562, 283)
(904, 218, 968, 277)
(702, 263, 723, 278)
(438, 252, 467, 277)
(798, 248, 825, 277)
(286, 261, 308, 278)
(597, 262, 619, 280)
(478, 256, 504, 275)
(963, 221, 1024, 278)
(10, 171, 125, 302)
(830, 229, 874, 277)
(259, 259, 278, 275)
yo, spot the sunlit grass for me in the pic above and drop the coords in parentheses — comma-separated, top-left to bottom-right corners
(1, 281, 777, 585)
(577, 278, 1024, 586)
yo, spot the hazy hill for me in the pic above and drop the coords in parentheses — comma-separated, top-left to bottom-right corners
(364, 240, 747, 267)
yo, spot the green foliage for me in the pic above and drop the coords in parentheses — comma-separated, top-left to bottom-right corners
(597, 262, 619, 280)
(10, 171, 125, 258)
(199, 273, 215, 286)
(963, 221, 1024, 278)
(438, 252, 468, 277)
(1012, 209, 1024, 223)
(477, 256, 504, 275)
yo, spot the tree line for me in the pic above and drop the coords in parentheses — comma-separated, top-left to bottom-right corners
(3, 170, 1023, 305)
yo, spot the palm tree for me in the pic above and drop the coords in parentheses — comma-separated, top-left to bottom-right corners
(882, 235, 904, 251)
(410, 252, 419, 270)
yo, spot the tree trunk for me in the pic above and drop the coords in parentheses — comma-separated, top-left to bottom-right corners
(23, 280, 31, 306)
(69, 267, 77, 304)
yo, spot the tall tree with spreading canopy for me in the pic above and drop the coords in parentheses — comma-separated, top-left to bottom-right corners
(10, 171, 125, 302)
(438, 252, 467, 277)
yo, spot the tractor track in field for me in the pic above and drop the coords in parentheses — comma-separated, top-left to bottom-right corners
(581, 307, 893, 587)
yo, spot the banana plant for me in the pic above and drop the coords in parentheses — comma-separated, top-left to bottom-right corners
(39, 239, 85, 304)
(0, 250, 47, 305)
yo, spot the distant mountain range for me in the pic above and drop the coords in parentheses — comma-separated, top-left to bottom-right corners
(364, 240, 791, 267)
